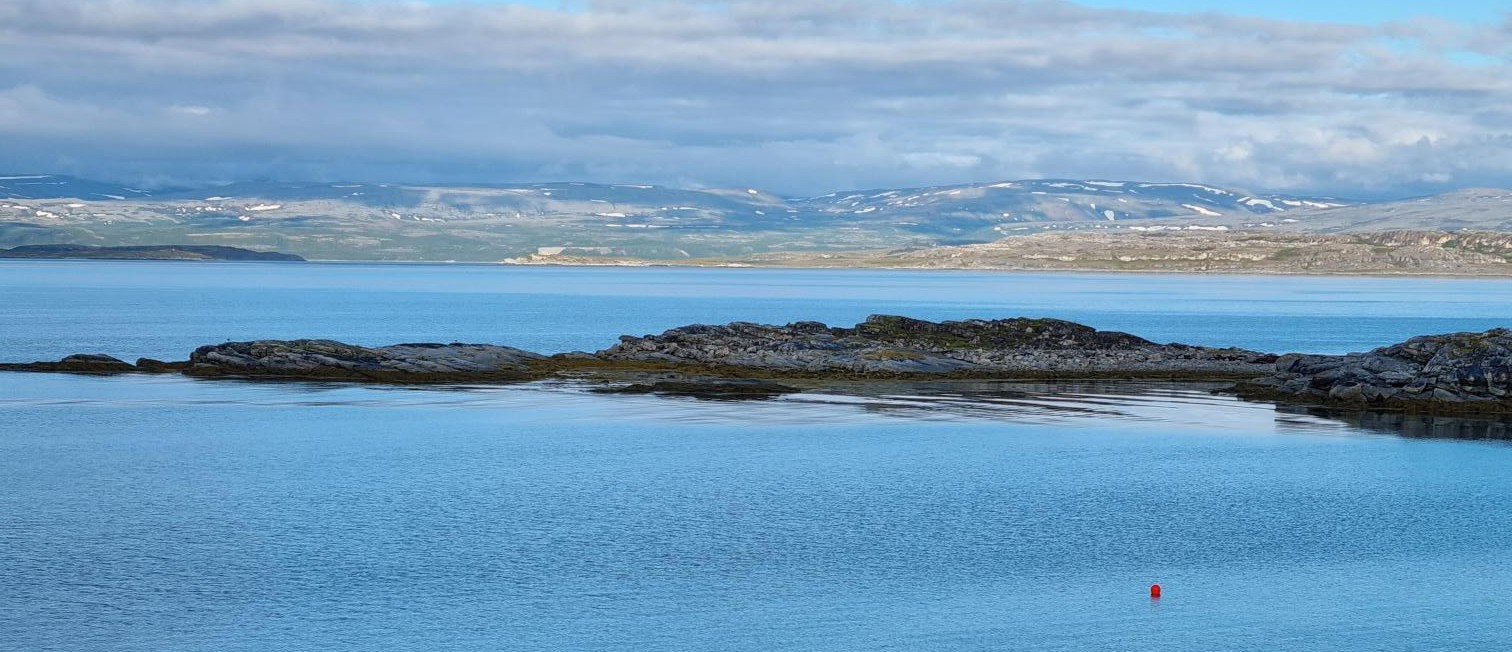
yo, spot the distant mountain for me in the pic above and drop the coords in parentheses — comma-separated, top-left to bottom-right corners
(711, 230, 1512, 276)
(0, 175, 1505, 261)
(1210, 188, 1512, 233)
(795, 179, 1348, 226)
(0, 175, 155, 201)
(0, 244, 303, 261)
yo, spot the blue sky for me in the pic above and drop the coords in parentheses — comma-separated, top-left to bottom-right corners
(1, 0, 1509, 196)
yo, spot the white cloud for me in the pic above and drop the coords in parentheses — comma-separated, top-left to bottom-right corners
(0, 0, 1507, 196)
(168, 105, 216, 117)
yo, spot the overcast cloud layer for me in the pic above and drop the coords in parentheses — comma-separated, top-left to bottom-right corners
(1, 0, 1509, 197)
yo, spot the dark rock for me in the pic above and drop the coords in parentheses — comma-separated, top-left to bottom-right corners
(0, 353, 135, 374)
(1233, 328, 1512, 414)
(184, 340, 545, 382)
(135, 358, 190, 373)
(594, 314, 1275, 378)
(1329, 383, 1365, 401)
(61, 353, 129, 365)
(851, 314, 1153, 350)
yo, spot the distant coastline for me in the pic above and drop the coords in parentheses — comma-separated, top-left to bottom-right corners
(492, 258, 1512, 279)
(496, 230, 1512, 278)
(5, 175, 1510, 271)
(5, 231, 1512, 277)
(0, 244, 304, 262)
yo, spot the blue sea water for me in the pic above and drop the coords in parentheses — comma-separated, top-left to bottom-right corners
(1, 261, 1511, 651)
(2, 260, 1510, 360)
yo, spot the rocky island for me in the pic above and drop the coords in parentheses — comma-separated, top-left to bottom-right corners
(3, 315, 1510, 414)
(589, 315, 1273, 378)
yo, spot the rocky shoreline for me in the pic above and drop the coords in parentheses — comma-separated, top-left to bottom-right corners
(1231, 328, 1512, 413)
(3, 315, 1510, 414)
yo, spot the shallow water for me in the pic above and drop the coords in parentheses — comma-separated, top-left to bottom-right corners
(2, 261, 1511, 651)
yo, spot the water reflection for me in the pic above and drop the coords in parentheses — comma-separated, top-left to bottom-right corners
(4, 372, 1510, 443)
(658, 379, 1512, 442)
(1277, 405, 1512, 441)
(810, 380, 1512, 442)
(792, 379, 1262, 427)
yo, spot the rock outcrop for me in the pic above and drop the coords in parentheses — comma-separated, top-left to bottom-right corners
(1233, 328, 1512, 413)
(0, 353, 137, 374)
(11, 318, 1512, 416)
(184, 340, 544, 382)
(594, 315, 1275, 378)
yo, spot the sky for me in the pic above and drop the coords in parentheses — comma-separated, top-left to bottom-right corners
(465, 1, 1509, 25)
(1, 0, 1509, 197)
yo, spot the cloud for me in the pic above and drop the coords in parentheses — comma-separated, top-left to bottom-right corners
(0, 0, 1508, 196)
(168, 105, 217, 117)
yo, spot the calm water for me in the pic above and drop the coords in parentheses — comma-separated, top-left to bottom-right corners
(2, 261, 1511, 651)
(2, 260, 1511, 360)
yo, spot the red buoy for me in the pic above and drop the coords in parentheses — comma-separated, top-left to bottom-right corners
(1150, 584, 1162, 598)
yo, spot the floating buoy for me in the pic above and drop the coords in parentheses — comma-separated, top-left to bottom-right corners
(1150, 584, 1162, 598)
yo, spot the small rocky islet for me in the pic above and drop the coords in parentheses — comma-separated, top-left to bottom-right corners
(3, 314, 1510, 414)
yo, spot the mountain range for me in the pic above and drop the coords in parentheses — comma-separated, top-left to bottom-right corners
(2, 174, 1509, 262)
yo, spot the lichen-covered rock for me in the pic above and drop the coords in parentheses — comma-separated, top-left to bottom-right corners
(1234, 328, 1512, 413)
(595, 314, 1275, 378)
(185, 340, 545, 382)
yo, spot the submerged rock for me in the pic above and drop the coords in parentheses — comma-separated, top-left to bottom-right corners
(595, 314, 1275, 378)
(1234, 328, 1512, 413)
(185, 340, 545, 382)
